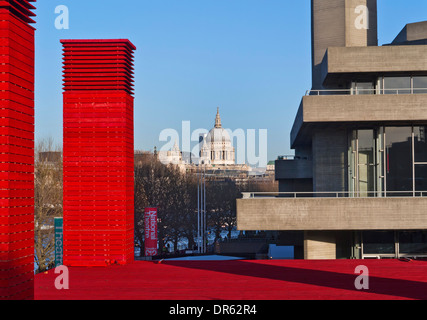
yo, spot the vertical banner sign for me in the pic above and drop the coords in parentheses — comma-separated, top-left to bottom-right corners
(54, 218, 64, 267)
(144, 208, 158, 256)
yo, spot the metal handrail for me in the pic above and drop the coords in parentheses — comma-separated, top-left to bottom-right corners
(305, 88, 427, 96)
(242, 191, 427, 199)
(276, 155, 310, 161)
(277, 155, 295, 160)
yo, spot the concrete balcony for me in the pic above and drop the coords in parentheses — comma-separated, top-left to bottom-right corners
(320, 45, 427, 85)
(291, 93, 427, 147)
(275, 157, 313, 180)
(237, 192, 427, 231)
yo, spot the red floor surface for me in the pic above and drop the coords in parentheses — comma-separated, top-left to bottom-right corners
(35, 259, 427, 300)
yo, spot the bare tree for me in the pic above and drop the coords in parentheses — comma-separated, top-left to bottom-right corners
(207, 177, 278, 242)
(134, 152, 198, 255)
(34, 138, 63, 273)
(134, 152, 279, 256)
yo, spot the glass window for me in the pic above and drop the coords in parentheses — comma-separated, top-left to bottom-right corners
(399, 231, 427, 254)
(385, 127, 413, 194)
(358, 130, 376, 196)
(414, 126, 427, 163)
(363, 231, 395, 254)
(415, 165, 427, 192)
(348, 131, 357, 195)
(355, 82, 375, 95)
(348, 128, 385, 197)
(348, 127, 427, 196)
(383, 77, 411, 94)
(377, 127, 385, 195)
(413, 76, 427, 94)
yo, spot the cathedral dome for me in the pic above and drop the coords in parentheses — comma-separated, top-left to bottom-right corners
(206, 127, 231, 144)
(200, 108, 235, 166)
(206, 107, 231, 144)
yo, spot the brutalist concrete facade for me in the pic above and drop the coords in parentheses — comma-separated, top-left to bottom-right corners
(237, 0, 427, 260)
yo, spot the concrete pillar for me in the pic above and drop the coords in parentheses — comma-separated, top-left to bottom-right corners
(311, 0, 378, 89)
(304, 231, 336, 259)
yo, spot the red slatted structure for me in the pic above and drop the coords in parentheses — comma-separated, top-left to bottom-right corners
(61, 39, 135, 267)
(0, 0, 36, 300)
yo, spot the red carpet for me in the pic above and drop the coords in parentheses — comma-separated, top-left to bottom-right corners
(35, 259, 427, 300)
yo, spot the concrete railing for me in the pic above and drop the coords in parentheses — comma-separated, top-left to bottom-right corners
(242, 191, 427, 199)
(305, 88, 427, 96)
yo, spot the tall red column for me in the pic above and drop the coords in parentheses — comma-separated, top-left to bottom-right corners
(0, 0, 36, 300)
(61, 40, 135, 267)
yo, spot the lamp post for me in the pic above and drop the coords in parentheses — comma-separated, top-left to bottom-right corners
(197, 163, 207, 254)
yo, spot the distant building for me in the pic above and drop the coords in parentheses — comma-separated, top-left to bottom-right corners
(158, 140, 183, 165)
(158, 108, 258, 180)
(266, 161, 275, 173)
(199, 108, 236, 166)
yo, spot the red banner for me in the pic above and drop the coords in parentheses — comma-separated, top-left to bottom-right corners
(144, 208, 158, 256)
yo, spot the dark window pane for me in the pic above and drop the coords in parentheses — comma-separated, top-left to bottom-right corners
(358, 130, 374, 163)
(399, 231, 427, 254)
(414, 126, 427, 163)
(363, 231, 395, 254)
(415, 165, 427, 192)
(386, 127, 413, 193)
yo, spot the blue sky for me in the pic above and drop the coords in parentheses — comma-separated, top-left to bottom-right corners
(34, 0, 427, 162)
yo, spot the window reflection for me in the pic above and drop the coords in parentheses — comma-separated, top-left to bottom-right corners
(358, 130, 376, 196)
(413, 76, 427, 94)
(415, 165, 427, 193)
(383, 77, 411, 94)
(363, 231, 395, 254)
(346, 77, 427, 95)
(414, 126, 427, 163)
(353, 82, 375, 95)
(399, 231, 427, 254)
(385, 127, 413, 193)
(349, 126, 427, 195)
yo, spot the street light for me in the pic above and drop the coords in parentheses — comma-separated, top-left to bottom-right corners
(197, 163, 207, 254)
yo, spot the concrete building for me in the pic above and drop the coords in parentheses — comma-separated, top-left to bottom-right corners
(237, 0, 427, 259)
(159, 140, 182, 165)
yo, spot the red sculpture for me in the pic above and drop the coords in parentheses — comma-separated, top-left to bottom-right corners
(61, 39, 136, 267)
(0, 0, 36, 300)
